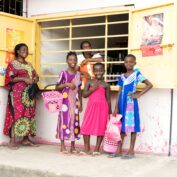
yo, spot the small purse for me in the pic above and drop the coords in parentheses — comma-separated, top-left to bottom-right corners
(28, 83, 40, 99)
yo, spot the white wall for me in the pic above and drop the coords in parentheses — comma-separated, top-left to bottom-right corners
(0, 85, 173, 155)
(24, 0, 172, 17)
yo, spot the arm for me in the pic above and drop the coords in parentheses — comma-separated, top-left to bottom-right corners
(5, 63, 34, 85)
(86, 57, 103, 63)
(106, 84, 112, 114)
(56, 83, 70, 91)
(82, 81, 91, 98)
(12, 77, 34, 85)
(138, 79, 153, 97)
(113, 87, 122, 115)
(82, 80, 99, 98)
(56, 81, 75, 91)
(33, 70, 39, 83)
(55, 71, 76, 91)
(78, 86, 82, 112)
(81, 71, 91, 80)
(81, 57, 104, 66)
(130, 79, 153, 99)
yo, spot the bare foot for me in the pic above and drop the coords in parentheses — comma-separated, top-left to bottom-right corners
(21, 139, 39, 147)
(70, 147, 79, 154)
(8, 141, 19, 150)
(60, 145, 69, 154)
(78, 150, 92, 155)
(114, 150, 122, 156)
(126, 150, 135, 156)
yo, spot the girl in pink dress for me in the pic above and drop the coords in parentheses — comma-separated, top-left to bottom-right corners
(81, 63, 111, 155)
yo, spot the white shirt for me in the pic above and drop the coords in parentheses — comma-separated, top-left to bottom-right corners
(77, 53, 102, 66)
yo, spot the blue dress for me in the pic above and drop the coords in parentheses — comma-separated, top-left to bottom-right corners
(118, 69, 146, 133)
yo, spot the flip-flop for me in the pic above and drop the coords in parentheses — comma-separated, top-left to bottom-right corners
(121, 153, 135, 159)
(108, 153, 121, 158)
(92, 151, 101, 156)
(78, 151, 91, 155)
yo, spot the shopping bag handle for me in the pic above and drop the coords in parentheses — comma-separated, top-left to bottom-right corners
(44, 84, 58, 90)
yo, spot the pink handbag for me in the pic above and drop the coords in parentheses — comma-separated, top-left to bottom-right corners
(42, 84, 63, 113)
(103, 114, 122, 153)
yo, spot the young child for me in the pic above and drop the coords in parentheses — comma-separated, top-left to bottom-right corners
(110, 54, 153, 159)
(80, 62, 111, 155)
(56, 52, 82, 154)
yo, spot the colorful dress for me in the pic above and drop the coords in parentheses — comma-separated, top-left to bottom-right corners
(118, 69, 146, 133)
(4, 60, 37, 137)
(56, 70, 81, 141)
(81, 86, 109, 136)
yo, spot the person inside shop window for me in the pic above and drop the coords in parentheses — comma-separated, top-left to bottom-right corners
(77, 41, 104, 84)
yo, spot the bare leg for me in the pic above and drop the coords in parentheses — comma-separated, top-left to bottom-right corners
(60, 140, 67, 153)
(128, 132, 136, 155)
(70, 141, 78, 153)
(9, 137, 18, 147)
(21, 136, 39, 147)
(8, 125, 19, 149)
(94, 136, 103, 152)
(83, 135, 90, 153)
(115, 132, 126, 155)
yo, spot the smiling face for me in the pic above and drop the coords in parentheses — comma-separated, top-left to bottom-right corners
(93, 64, 104, 80)
(17, 45, 28, 59)
(67, 54, 77, 69)
(124, 56, 136, 71)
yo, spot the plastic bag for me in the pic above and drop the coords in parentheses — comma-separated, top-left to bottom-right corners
(103, 114, 122, 153)
(105, 114, 122, 141)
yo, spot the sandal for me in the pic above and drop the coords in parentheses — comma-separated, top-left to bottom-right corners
(121, 153, 135, 159)
(79, 151, 91, 155)
(92, 151, 101, 156)
(108, 153, 121, 158)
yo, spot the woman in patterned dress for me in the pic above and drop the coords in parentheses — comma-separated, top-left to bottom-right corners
(4, 43, 39, 148)
(56, 52, 82, 154)
(111, 54, 153, 159)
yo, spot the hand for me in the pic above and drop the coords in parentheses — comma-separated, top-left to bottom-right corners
(33, 76, 39, 83)
(128, 93, 140, 99)
(67, 83, 76, 90)
(24, 78, 34, 85)
(67, 79, 76, 90)
(80, 59, 89, 66)
(82, 72, 91, 80)
(90, 81, 99, 92)
(113, 108, 118, 117)
(78, 102, 83, 112)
